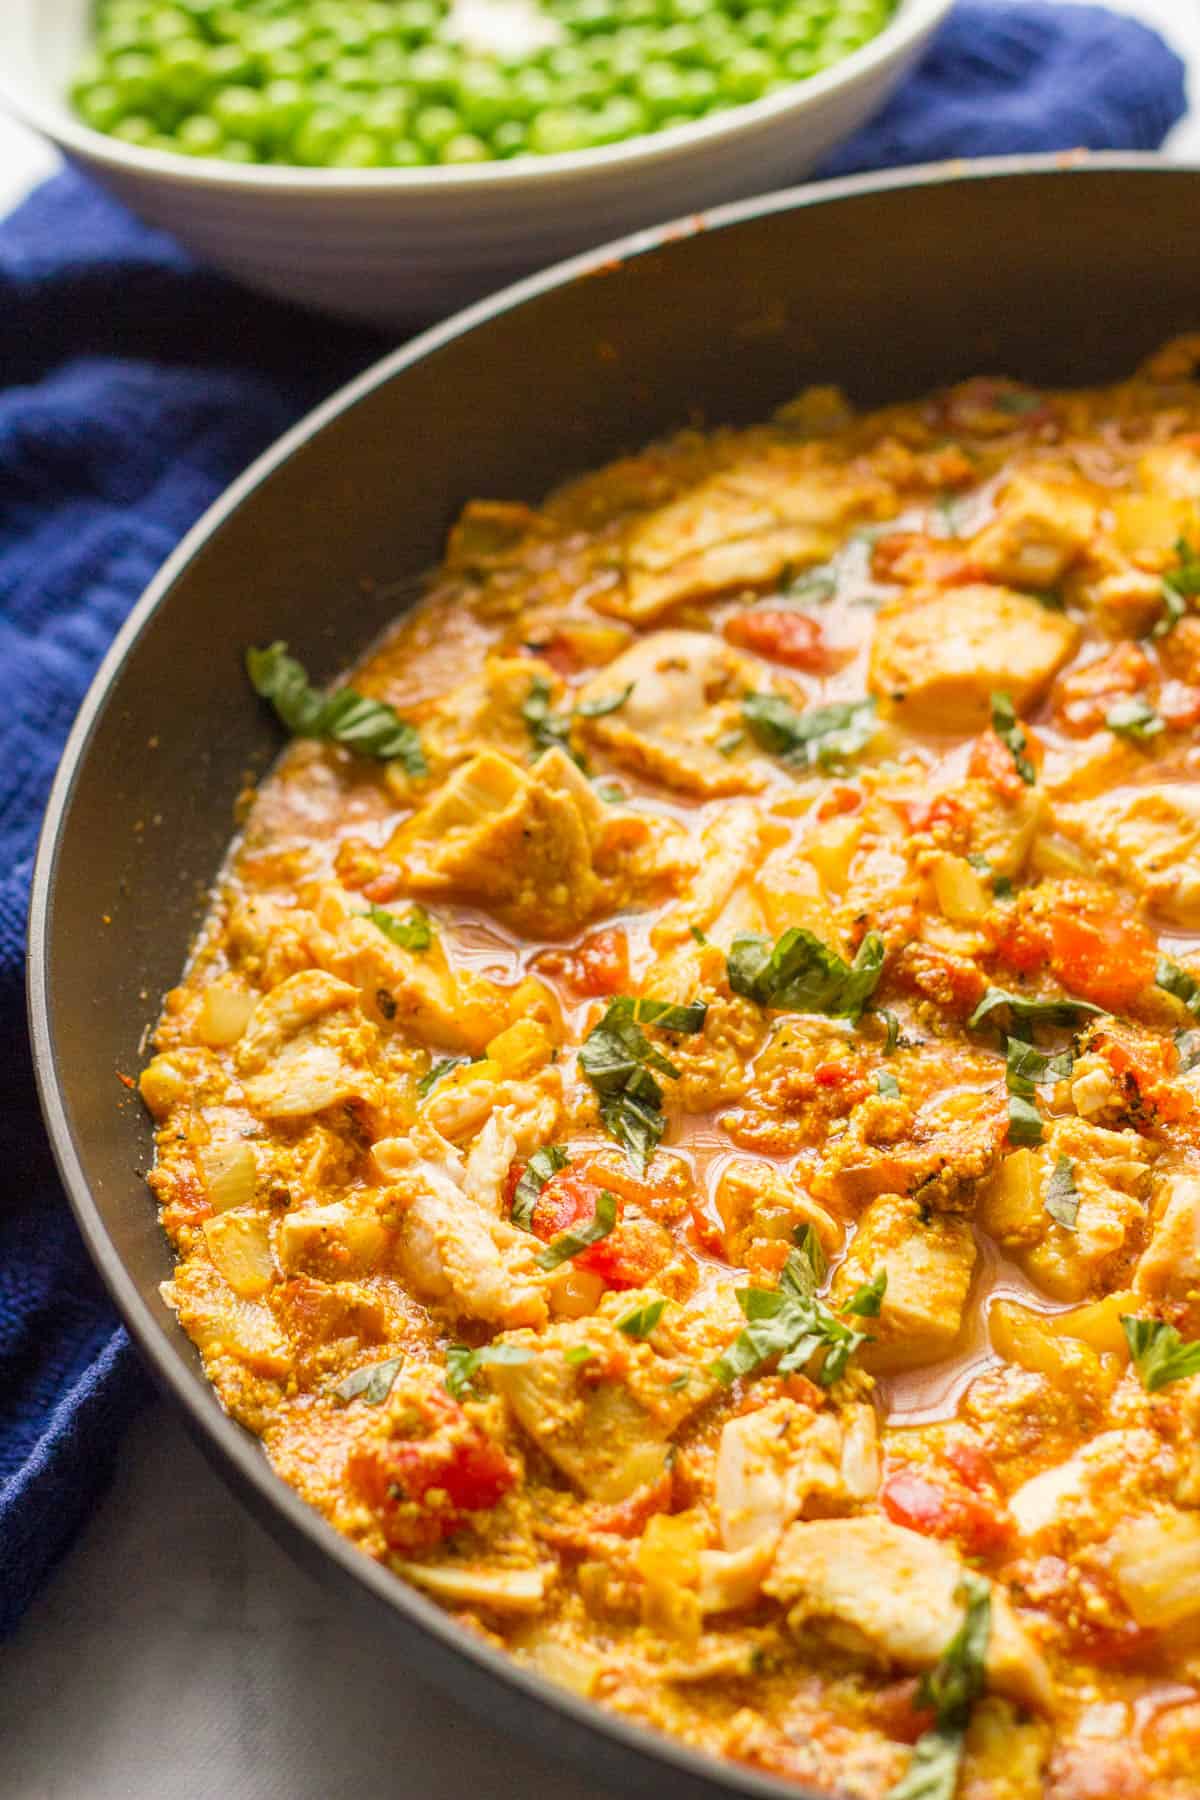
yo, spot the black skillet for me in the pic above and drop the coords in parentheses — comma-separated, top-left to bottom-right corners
(28, 154, 1200, 1800)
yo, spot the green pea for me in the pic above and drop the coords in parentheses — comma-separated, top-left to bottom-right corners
(440, 131, 490, 162)
(526, 107, 592, 153)
(292, 107, 346, 161)
(407, 44, 458, 97)
(490, 119, 528, 156)
(636, 60, 690, 118)
(387, 138, 429, 165)
(210, 84, 267, 140)
(718, 46, 774, 100)
(590, 93, 649, 142)
(221, 136, 258, 161)
(111, 113, 157, 144)
(413, 103, 461, 150)
(455, 63, 512, 134)
(507, 66, 555, 120)
(392, 0, 441, 42)
(74, 82, 126, 131)
(206, 43, 256, 83)
(176, 111, 224, 154)
(329, 130, 386, 166)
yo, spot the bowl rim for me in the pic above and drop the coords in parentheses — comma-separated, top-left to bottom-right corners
(0, 0, 951, 193)
(26, 149, 1183, 1800)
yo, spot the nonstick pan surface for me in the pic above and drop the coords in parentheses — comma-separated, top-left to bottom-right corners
(29, 154, 1200, 1800)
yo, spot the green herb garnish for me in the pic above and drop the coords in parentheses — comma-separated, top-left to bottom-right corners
(1176, 1027, 1200, 1073)
(875, 1070, 901, 1099)
(536, 1188, 618, 1270)
(246, 642, 426, 777)
(575, 682, 634, 719)
(969, 987, 1102, 1031)
(727, 927, 884, 1020)
(879, 1009, 901, 1054)
(1004, 1037, 1073, 1147)
(989, 690, 1035, 785)
(368, 903, 432, 951)
(1106, 695, 1165, 745)
(742, 692, 876, 772)
(1153, 537, 1200, 638)
(888, 1572, 992, 1800)
(844, 1270, 888, 1317)
(522, 672, 577, 761)
(445, 1342, 534, 1401)
(1043, 1154, 1080, 1231)
(564, 1344, 597, 1366)
(579, 995, 706, 1170)
(333, 1354, 404, 1406)
(417, 1056, 467, 1097)
(510, 1145, 570, 1231)
(617, 1297, 666, 1339)
(1157, 957, 1200, 1018)
(1121, 1316, 1200, 1392)
(711, 1248, 871, 1388)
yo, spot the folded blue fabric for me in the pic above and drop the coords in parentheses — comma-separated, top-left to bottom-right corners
(0, 0, 1186, 1635)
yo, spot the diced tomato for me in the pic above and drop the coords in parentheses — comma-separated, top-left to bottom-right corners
(361, 870, 403, 904)
(943, 1439, 1003, 1494)
(1023, 1554, 1157, 1668)
(528, 1168, 672, 1289)
(1045, 910, 1158, 1013)
(880, 1466, 1012, 1557)
(347, 1389, 518, 1552)
(968, 725, 1043, 799)
(899, 793, 970, 837)
(893, 940, 988, 1018)
(866, 1678, 937, 1746)
(991, 908, 1049, 975)
(522, 633, 580, 677)
(815, 783, 862, 822)
(1087, 1022, 1193, 1126)
(813, 1059, 863, 1089)
(1053, 643, 1153, 736)
(534, 927, 629, 998)
(723, 607, 830, 671)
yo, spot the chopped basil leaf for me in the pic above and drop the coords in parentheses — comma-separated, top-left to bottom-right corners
(1157, 956, 1200, 1018)
(935, 492, 961, 538)
(1007, 1093, 1045, 1146)
(689, 925, 709, 946)
(564, 1344, 597, 1365)
(727, 927, 884, 1020)
(1153, 538, 1200, 638)
(994, 390, 1042, 415)
(742, 692, 876, 772)
(968, 852, 1014, 899)
(875, 1070, 901, 1099)
(992, 873, 1015, 900)
(521, 672, 579, 763)
(1121, 1316, 1200, 1392)
(368, 903, 432, 952)
(594, 781, 625, 803)
(783, 1233, 827, 1302)
(789, 567, 838, 604)
(1176, 1027, 1200, 1073)
(1043, 1154, 1080, 1231)
(969, 987, 1102, 1031)
(1031, 588, 1065, 612)
(579, 995, 705, 1170)
(845, 1270, 888, 1317)
(575, 682, 634, 719)
(445, 1341, 535, 1400)
(668, 1370, 692, 1391)
(879, 1009, 901, 1055)
(416, 1056, 467, 1097)
(333, 1354, 404, 1406)
(712, 1255, 869, 1389)
(536, 1188, 618, 1270)
(247, 642, 427, 777)
(1106, 695, 1164, 744)
(716, 729, 745, 756)
(617, 1296, 667, 1339)
(888, 1572, 992, 1800)
(989, 690, 1035, 785)
(510, 1145, 570, 1231)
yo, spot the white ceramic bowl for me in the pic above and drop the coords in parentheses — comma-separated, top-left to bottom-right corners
(0, 0, 952, 325)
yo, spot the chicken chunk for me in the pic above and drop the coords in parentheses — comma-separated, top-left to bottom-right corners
(1136, 1173, 1200, 1315)
(386, 747, 605, 937)
(576, 631, 764, 798)
(486, 1317, 710, 1503)
(764, 1516, 1054, 1713)
(869, 584, 1079, 730)
(1052, 784, 1200, 928)
(234, 970, 382, 1121)
(819, 1092, 1008, 1213)
(968, 474, 1097, 592)
(715, 1399, 878, 1551)
(830, 1194, 976, 1371)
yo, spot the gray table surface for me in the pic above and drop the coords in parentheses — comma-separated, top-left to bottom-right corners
(5, 5, 1200, 1792)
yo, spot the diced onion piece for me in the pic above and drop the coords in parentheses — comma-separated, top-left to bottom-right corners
(933, 853, 991, 923)
(1030, 834, 1094, 880)
(1112, 493, 1198, 563)
(203, 1209, 275, 1298)
(547, 1263, 608, 1319)
(139, 1054, 189, 1118)
(805, 816, 863, 894)
(980, 1149, 1044, 1244)
(989, 1299, 1100, 1386)
(1109, 1511, 1200, 1628)
(196, 982, 256, 1048)
(197, 1141, 256, 1214)
(396, 1562, 547, 1614)
(637, 1512, 705, 1643)
(1043, 1291, 1135, 1358)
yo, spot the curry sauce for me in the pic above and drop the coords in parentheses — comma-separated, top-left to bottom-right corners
(141, 339, 1200, 1799)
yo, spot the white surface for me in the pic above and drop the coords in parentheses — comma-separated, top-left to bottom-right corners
(5, 3, 1200, 1797)
(0, 0, 951, 325)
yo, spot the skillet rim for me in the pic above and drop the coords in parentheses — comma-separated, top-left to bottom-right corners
(25, 149, 1194, 1800)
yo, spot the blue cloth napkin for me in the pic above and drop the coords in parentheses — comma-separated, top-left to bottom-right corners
(0, 0, 1186, 1635)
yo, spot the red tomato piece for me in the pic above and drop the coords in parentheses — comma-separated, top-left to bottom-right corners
(528, 1169, 671, 1289)
(968, 725, 1043, 799)
(880, 1467, 1012, 1557)
(723, 607, 829, 671)
(1046, 910, 1158, 1013)
(347, 1390, 518, 1552)
(535, 927, 630, 998)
